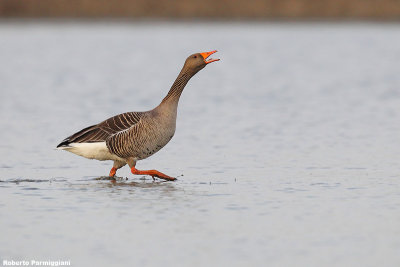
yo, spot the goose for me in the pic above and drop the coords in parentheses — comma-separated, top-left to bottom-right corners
(57, 50, 220, 181)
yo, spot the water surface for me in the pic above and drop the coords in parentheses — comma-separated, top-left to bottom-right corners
(0, 21, 400, 267)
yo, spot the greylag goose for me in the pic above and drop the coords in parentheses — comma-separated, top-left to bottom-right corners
(57, 50, 219, 181)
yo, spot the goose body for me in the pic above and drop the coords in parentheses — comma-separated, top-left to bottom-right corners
(57, 50, 219, 180)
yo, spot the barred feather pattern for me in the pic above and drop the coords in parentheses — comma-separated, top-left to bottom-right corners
(161, 70, 191, 103)
(57, 111, 143, 147)
(106, 108, 177, 160)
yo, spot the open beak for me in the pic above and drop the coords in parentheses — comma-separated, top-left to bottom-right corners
(200, 50, 220, 64)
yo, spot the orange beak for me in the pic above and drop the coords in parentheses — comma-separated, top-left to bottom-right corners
(200, 50, 220, 64)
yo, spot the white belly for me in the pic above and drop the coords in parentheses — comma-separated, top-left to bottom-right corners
(58, 142, 124, 161)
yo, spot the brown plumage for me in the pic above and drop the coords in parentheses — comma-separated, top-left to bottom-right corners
(57, 112, 143, 146)
(57, 50, 219, 181)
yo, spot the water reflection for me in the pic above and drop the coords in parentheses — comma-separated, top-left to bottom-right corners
(92, 175, 178, 188)
(0, 178, 60, 183)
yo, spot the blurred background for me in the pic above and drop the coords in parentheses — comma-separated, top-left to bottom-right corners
(1, 0, 400, 19)
(1, 1, 400, 267)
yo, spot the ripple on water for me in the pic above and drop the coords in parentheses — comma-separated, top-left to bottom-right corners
(0, 164, 12, 169)
(20, 187, 40, 190)
(0, 178, 67, 184)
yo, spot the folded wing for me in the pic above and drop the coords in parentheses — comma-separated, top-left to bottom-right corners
(57, 112, 143, 147)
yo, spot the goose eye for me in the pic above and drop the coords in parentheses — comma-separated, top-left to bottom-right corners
(194, 55, 197, 58)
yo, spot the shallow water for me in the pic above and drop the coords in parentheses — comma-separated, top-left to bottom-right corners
(1, 21, 400, 267)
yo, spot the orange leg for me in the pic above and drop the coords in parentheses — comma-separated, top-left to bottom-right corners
(109, 167, 117, 177)
(131, 166, 176, 181)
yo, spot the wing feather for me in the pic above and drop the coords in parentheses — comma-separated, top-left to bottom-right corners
(57, 111, 143, 148)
